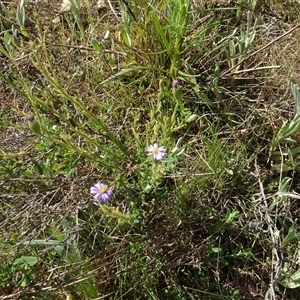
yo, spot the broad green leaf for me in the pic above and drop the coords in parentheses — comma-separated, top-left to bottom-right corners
(13, 256, 38, 267)
(29, 120, 42, 135)
(280, 269, 300, 289)
(91, 38, 102, 52)
(211, 247, 222, 253)
(3, 32, 12, 46)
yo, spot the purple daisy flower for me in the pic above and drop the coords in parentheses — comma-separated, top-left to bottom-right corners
(90, 183, 113, 202)
(146, 143, 166, 160)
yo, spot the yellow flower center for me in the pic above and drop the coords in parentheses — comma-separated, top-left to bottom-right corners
(99, 186, 107, 193)
(152, 148, 159, 154)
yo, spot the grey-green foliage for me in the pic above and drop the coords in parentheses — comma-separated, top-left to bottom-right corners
(271, 82, 300, 151)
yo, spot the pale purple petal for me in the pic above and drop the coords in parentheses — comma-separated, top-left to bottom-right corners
(93, 193, 102, 201)
(90, 185, 100, 194)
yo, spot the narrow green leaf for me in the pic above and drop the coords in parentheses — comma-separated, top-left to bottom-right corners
(282, 224, 299, 248)
(101, 205, 131, 223)
(150, 10, 170, 51)
(275, 192, 300, 200)
(290, 146, 300, 155)
(100, 66, 165, 85)
(18, 239, 63, 246)
(225, 209, 239, 224)
(0, 44, 10, 59)
(118, 24, 131, 47)
(291, 82, 300, 114)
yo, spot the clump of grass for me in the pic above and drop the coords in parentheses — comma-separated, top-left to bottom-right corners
(2, 0, 300, 299)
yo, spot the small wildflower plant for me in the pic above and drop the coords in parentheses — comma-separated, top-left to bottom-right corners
(2, 0, 296, 298)
(146, 143, 166, 160)
(141, 143, 168, 192)
(90, 183, 113, 202)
